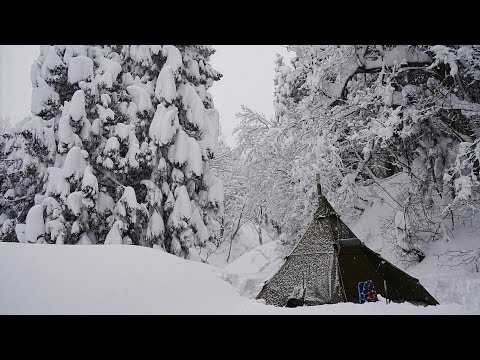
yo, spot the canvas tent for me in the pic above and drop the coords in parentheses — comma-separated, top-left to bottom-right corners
(256, 175, 438, 307)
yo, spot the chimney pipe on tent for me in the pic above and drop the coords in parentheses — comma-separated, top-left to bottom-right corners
(316, 174, 329, 217)
(316, 173, 322, 197)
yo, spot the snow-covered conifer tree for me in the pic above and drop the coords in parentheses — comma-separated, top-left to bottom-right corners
(0, 45, 224, 260)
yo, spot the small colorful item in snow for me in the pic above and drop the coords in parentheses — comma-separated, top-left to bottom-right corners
(358, 280, 378, 304)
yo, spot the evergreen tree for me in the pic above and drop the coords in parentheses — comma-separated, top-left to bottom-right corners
(0, 45, 224, 260)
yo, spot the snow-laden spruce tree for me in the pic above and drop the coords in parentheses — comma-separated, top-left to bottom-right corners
(0, 45, 224, 260)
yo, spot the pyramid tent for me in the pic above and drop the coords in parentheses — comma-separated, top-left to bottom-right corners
(256, 176, 439, 307)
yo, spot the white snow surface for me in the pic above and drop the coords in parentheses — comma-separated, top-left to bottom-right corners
(187, 136, 202, 176)
(104, 136, 120, 153)
(104, 220, 124, 245)
(169, 186, 192, 226)
(97, 105, 115, 123)
(114, 123, 130, 141)
(68, 90, 87, 122)
(68, 56, 94, 84)
(202, 108, 220, 155)
(202, 223, 273, 268)
(120, 186, 138, 211)
(204, 170, 224, 207)
(77, 233, 93, 245)
(63, 146, 87, 182)
(82, 166, 98, 196)
(24, 205, 45, 243)
(162, 45, 183, 72)
(147, 210, 164, 239)
(0, 243, 473, 314)
(45, 167, 70, 201)
(127, 85, 154, 113)
(31, 77, 60, 115)
(345, 173, 480, 311)
(41, 46, 63, 79)
(97, 56, 122, 82)
(97, 192, 115, 214)
(178, 84, 206, 130)
(190, 205, 209, 244)
(57, 116, 76, 150)
(155, 65, 177, 103)
(149, 104, 178, 146)
(67, 191, 83, 216)
(171, 129, 190, 165)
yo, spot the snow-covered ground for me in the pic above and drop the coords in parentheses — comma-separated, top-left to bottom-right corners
(0, 242, 476, 314)
(347, 174, 480, 311)
(2, 175, 478, 314)
(200, 223, 274, 268)
(217, 174, 480, 313)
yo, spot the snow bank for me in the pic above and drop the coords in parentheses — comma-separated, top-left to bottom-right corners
(0, 243, 473, 314)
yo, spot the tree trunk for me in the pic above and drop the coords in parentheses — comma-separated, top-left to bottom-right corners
(226, 204, 245, 263)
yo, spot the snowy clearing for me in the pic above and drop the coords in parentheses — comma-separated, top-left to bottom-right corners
(0, 243, 475, 314)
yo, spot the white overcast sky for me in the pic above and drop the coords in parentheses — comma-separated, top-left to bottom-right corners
(0, 45, 294, 145)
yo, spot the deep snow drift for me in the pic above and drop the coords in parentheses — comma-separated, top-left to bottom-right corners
(0, 242, 475, 314)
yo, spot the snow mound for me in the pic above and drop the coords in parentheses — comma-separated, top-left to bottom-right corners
(0, 243, 258, 314)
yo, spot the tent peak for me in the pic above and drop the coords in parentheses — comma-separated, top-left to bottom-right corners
(316, 173, 323, 196)
(315, 174, 333, 217)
